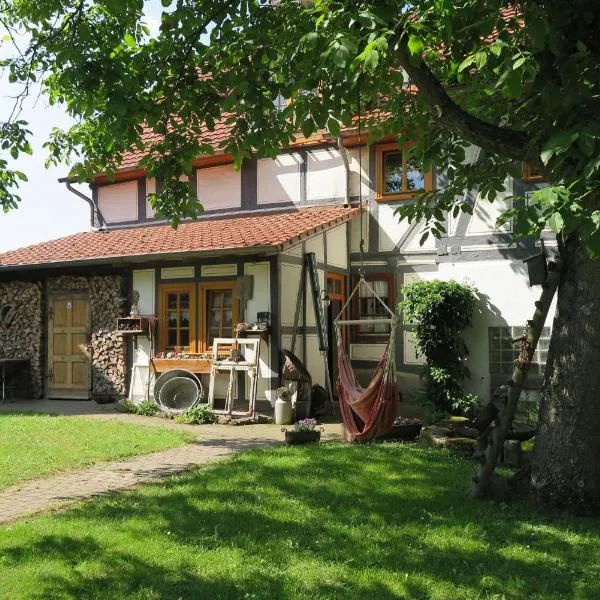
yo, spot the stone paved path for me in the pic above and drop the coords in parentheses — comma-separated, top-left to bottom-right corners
(0, 406, 343, 525)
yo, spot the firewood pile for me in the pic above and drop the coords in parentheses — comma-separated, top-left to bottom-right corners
(0, 281, 43, 397)
(90, 276, 127, 398)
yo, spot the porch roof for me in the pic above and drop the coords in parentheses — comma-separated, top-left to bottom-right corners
(0, 205, 360, 271)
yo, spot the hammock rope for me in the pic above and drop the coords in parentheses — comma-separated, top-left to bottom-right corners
(333, 79, 399, 442)
(334, 277, 399, 442)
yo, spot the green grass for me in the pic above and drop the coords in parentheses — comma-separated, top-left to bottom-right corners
(0, 412, 191, 488)
(0, 444, 598, 599)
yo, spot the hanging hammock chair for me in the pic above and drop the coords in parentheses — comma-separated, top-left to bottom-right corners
(334, 276, 399, 442)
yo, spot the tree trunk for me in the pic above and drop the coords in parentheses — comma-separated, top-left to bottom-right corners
(472, 255, 561, 499)
(532, 235, 600, 512)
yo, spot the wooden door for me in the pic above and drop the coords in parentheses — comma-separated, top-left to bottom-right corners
(47, 295, 91, 399)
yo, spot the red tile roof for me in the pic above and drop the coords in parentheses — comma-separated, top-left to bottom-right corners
(120, 115, 235, 170)
(0, 206, 360, 269)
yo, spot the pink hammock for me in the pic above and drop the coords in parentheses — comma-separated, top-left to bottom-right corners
(335, 277, 399, 442)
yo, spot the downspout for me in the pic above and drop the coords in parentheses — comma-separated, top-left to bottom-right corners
(65, 181, 106, 228)
(337, 136, 350, 207)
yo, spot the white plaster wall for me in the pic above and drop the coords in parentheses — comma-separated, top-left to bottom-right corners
(402, 222, 437, 253)
(409, 259, 556, 402)
(98, 180, 138, 223)
(201, 264, 237, 277)
(129, 269, 156, 402)
(467, 180, 513, 234)
(281, 334, 304, 364)
(146, 178, 156, 218)
(326, 225, 347, 269)
(244, 262, 270, 323)
(257, 153, 301, 204)
(350, 213, 369, 252)
(304, 268, 325, 327)
(348, 146, 370, 199)
(305, 334, 325, 386)
(306, 147, 345, 201)
(280, 263, 303, 326)
(377, 203, 412, 251)
(305, 232, 324, 262)
(197, 164, 241, 211)
(350, 343, 388, 361)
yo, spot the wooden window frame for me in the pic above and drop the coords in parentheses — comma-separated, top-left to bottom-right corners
(522, 162, 544, 182)
(159, 282, 197, 353)
(375, 142, 434, 202)
(198, 280, 239, 354)
(327, 272, 347, 344)
(351, 272, 395, 343)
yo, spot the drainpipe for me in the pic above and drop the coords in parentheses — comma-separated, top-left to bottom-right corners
(337, 136, 350, 207)
(65, 181, 106, 228)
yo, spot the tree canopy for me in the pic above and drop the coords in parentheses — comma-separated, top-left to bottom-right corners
(1, 0, 599, 239)
(3, 0, 600, 508)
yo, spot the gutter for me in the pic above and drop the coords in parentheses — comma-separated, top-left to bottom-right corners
(64, 181, 106, 228)
(337, 136, 350, 207)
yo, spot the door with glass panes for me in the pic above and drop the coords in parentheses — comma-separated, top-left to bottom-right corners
(159, 283, 197, 353)
(199, 282, 239, 353)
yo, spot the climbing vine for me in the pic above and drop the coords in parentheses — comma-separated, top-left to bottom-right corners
(400, 279, 479, 415)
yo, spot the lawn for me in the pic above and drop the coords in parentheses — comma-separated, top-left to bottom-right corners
(0, 444, 598, 599)
(0, 412, 191, 488)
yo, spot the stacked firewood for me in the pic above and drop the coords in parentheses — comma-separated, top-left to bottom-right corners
(0, 281, 43, 397)
(90, 276, 127, 398)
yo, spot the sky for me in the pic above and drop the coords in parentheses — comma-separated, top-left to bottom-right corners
(0, 4, 162, 253)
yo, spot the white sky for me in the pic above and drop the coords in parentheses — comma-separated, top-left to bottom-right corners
(0, 4, 163, 253)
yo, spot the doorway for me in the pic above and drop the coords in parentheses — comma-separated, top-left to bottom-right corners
(47, 294, 91, 399)
(326, 273, 346, 392)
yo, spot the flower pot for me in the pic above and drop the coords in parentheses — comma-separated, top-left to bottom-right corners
(378, 423, 423, 441)
(294, 399, 311, 420)
(283, 429, 321, 445)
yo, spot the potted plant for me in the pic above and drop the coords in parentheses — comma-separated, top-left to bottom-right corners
(378, 417, 423, 441)
(282, 418, 324, 445)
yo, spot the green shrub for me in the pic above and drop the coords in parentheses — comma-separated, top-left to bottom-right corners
(120, 400, 160, 416)
(135, 400, 160, 416)
(173, 403, 218, 425)
(120, 400, 138, 414)
(400, 279, 478, 415)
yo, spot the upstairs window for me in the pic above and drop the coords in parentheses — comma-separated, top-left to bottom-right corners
(522, 162, 545, 182)
(376, 143, 433, 201)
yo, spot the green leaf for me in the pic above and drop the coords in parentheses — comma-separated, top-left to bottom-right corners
(123, 33, 136, 48)
(513, 56, 527, 69)
(548, 212, 564, 233)
(333, 44, 350, 68)
(407, 35, 424, 57)
(541, 131, 579, 165)
(327, 117, 340, 136)
(458, 56, 474, 72)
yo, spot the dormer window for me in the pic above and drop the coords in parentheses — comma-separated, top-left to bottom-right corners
(376, 142, 433, 201)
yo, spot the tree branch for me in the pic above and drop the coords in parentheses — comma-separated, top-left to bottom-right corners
(394, 34, 534, 162)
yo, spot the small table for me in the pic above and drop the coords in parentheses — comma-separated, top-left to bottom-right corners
(0, 358, 30, 402)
